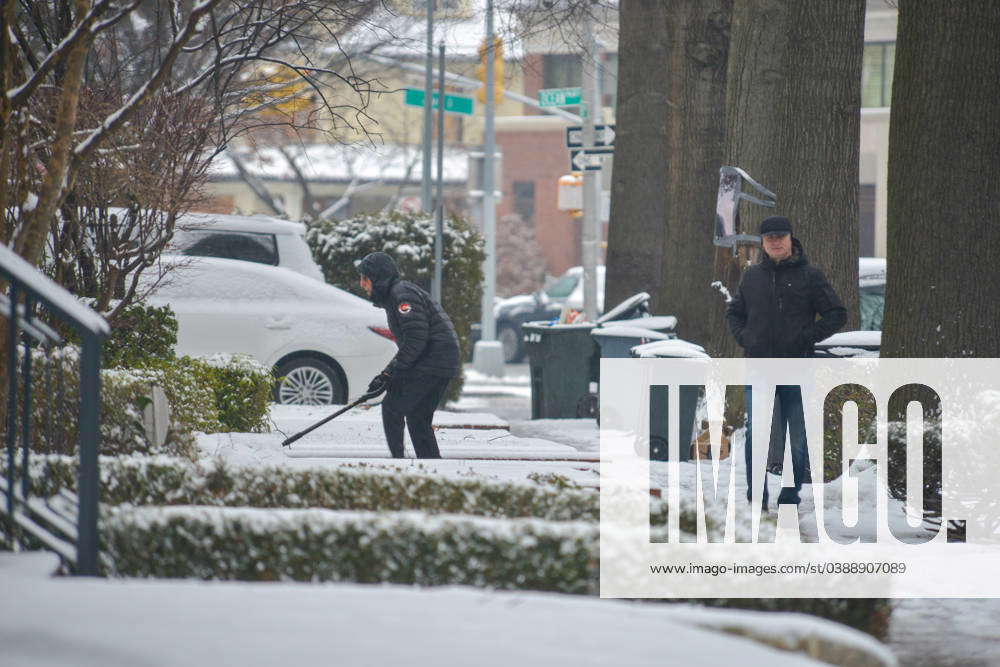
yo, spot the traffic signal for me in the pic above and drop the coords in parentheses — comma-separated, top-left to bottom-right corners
(475, 37, 504, 105)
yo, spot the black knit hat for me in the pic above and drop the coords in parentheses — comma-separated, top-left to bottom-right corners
(759, 216, 793, 236)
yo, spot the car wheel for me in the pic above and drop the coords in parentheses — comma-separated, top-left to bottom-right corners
(498, 324, 524, 363)
(275, 357, 346, 406)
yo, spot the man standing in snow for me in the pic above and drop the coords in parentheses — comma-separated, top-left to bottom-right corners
(726, 216, 846, 507)
(358, 251, 461, 459)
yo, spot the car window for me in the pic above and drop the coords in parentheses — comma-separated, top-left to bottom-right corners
(545, 273, 579, 299)
(860, 284, 884, 331)
(179, 230, 279, 266)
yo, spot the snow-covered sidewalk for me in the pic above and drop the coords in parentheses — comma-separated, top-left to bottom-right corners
(2, 551, 894, 667)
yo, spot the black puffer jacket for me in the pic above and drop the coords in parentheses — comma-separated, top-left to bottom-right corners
(359, 252, 461, 378)
(726, 238, 846, 358)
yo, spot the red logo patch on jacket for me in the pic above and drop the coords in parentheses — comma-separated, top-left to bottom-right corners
(398, 302, 412, 314)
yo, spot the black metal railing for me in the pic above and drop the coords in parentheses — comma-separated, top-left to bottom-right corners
(0, 243, 108, 575)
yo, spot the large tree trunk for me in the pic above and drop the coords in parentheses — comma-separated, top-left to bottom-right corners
(709, 0, 865, 356)
(880, 2, 1000, 358)
(658, 1, 733, 348)
(606, 0, 732, 328)
(605, 0, 674, 312)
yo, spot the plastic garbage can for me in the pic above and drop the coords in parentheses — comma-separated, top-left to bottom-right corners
(523, 321, 599, 419)
(632, 338, 709, 461)
(592, 326, 676, 359)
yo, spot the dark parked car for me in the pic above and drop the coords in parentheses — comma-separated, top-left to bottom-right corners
(473, 266, 605, 363)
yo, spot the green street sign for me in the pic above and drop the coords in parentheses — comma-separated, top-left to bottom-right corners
(404, 88, 474, 116)
(538, 87, 582, 107)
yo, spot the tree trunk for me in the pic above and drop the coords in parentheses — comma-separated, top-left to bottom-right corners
(605, 0, 674, 312)
(658, 1, 733, 349)
(880, 1, 1000, 358)
(710, 0, 865, 356)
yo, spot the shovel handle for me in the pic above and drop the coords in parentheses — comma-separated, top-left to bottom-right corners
(281, 390, 382, 447)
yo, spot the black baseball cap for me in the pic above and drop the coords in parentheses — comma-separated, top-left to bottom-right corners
(759, 216, 793, 237)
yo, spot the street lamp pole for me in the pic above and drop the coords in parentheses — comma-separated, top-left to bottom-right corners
(472, 0, 505, 376)
(421, 0, 434, 212)
(581, 12, 601, 322)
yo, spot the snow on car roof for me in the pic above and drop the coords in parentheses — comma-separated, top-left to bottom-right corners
(150, 255, 370, 308)
(209, 142, 469, 184)
(177, 212, 307, 236)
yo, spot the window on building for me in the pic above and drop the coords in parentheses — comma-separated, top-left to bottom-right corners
(862, 42, 895, 108)
(513, 181, 535, 224)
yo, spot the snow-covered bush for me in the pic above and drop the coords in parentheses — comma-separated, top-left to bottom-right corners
(133, 355, 272, 435)
(20, 456, 604, 521)
(100, 302, 178, 368)
(115, 359, 223, 441)
(191, 354, 273, 433)
(9, 453, 888, 635)
(14, 347, 196, 458)
(104, 505, 600, 592)
(306, 211, 484, 402)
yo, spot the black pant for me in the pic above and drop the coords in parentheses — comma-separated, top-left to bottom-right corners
(381, 374, 451, 458)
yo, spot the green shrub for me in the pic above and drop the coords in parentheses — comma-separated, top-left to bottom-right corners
(123, 357, 224, 437)
(306, 211, 485, 402)
(103, 505, 599, 591)
(7, 454, 888, 636)
(191, 354, 273, 433)
(16, 347, 196, 459)
(18, 456, 604, 521)
(103, 302, 178, 368)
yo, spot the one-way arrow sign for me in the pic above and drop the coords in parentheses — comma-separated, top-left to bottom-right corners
(570, 147, 614, 171)
(565, 124, 616, 148)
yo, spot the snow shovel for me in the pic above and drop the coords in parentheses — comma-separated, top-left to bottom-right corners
(281, 389, 383, 448)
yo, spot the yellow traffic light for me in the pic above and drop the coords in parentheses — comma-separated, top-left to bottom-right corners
(475, 37, 504, 105)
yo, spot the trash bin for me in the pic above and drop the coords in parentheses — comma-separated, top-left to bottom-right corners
(523, 321, 600, 419)
(599, 314, 678, 334)
(630, 339, 710, 359)
(592, 325, 676, 359)
(632, 338, 709, 461)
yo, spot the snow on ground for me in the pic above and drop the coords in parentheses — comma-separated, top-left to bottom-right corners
(889, 598, 1000, 667)
(199, 403, 600, 487)
(512, 418, 602, 452)
(0, 551, 853, 667)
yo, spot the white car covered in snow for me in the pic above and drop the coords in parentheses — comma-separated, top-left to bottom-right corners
(148, 254, 396, 405)
(168, 212, 324, 281)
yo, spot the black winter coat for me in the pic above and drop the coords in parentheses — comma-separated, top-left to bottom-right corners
(359, 252, 461, 378)
(726, 239, 846, 358)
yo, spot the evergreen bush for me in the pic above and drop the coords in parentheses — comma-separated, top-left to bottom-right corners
(306, 211, 484, 402)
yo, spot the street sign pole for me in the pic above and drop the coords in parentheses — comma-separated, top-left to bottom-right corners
(433, 42, 445, 304)
(473, 0, 504, 376)
(421, 0, 434, 212)
(581, 13, 601, 323)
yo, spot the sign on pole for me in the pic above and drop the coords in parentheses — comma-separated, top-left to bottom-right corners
(569, 147, 614, 172)
(538, 87, 582, 107)
(405, 88, 474, 116)
(566, 124, 616, 148)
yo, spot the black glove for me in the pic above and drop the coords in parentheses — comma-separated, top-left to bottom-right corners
(366, 372, 390, 396)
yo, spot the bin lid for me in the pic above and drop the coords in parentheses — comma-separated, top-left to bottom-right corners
(631, 339, 710, 358)
(521, 320, 595, 332)
(600, 315, 677, 332)
(591, 326, 674, 341)
(597, 292, 650, 324)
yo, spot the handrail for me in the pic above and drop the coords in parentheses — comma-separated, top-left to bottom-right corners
(1, 241, 108, 575)
(0, 244, 110, 337)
